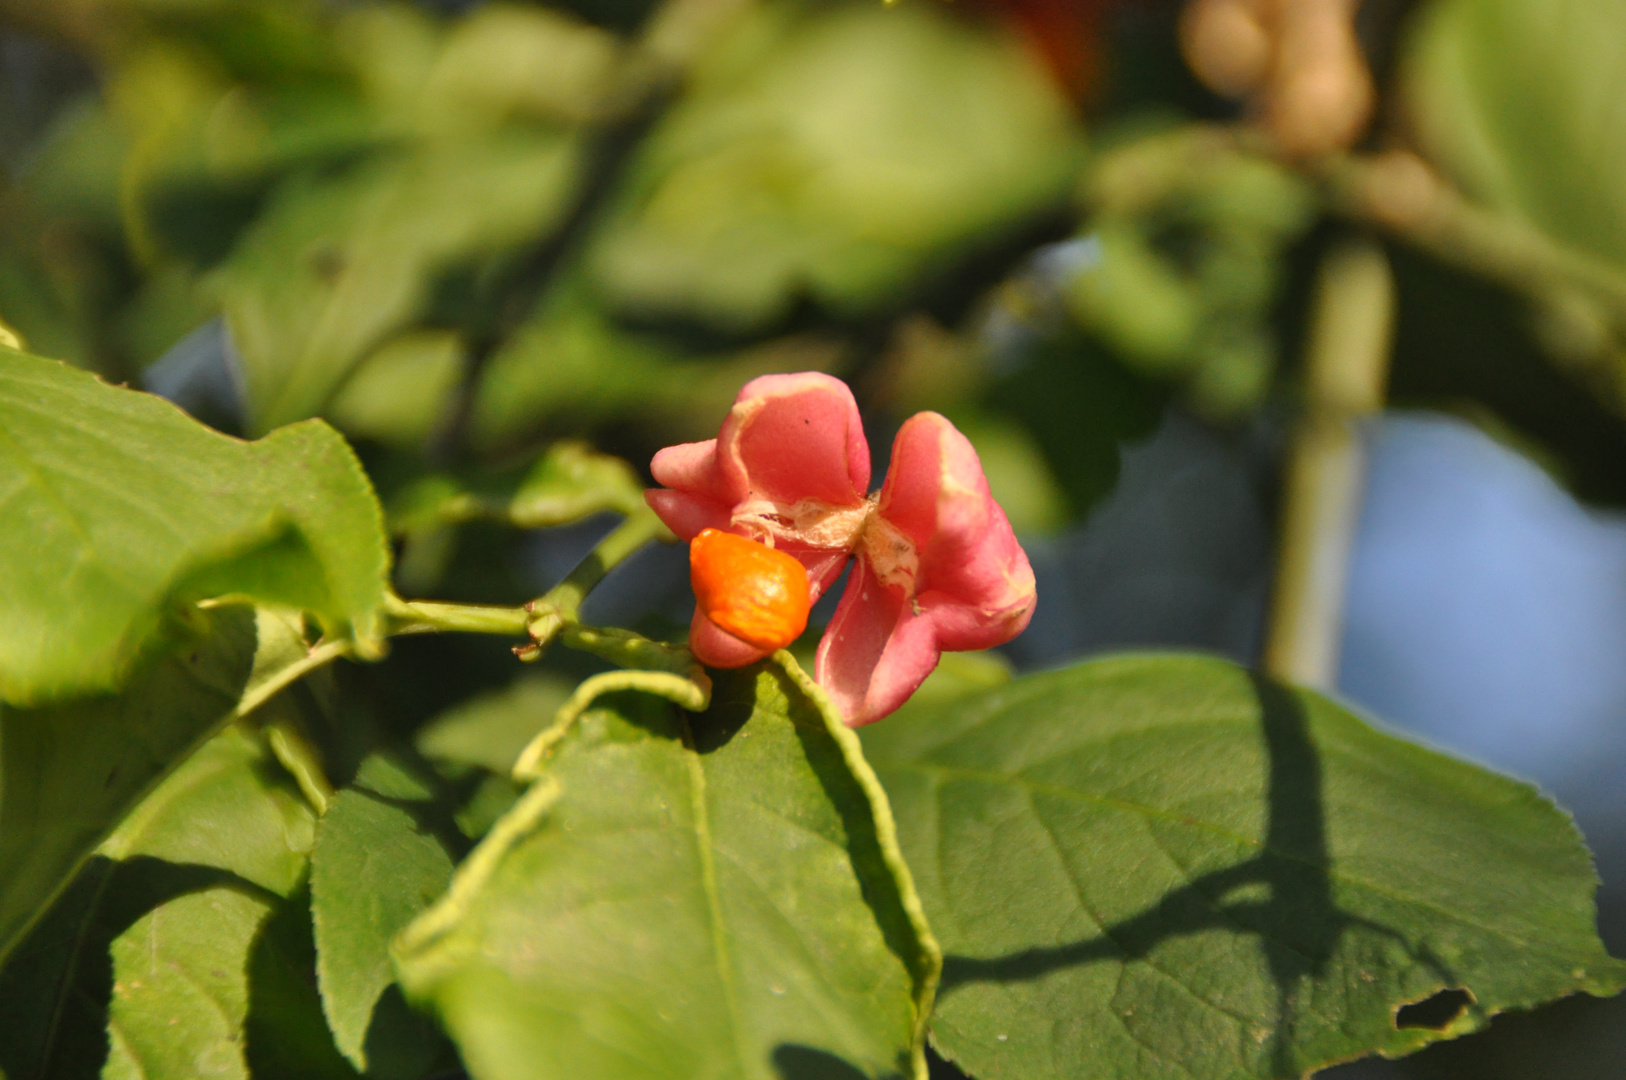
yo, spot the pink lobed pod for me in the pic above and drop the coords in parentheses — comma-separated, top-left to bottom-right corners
(645, 372, 1036, 725)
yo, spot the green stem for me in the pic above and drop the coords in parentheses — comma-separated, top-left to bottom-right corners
(384, 594, 532, 638)
(1327, 149, 1626, 324)
(1263, 238, 1394, 689)
(536, 507, 672, 621)
(560, 624, 698, 675)
(383, 507, 682, 666)
(522, 507, 674, 654)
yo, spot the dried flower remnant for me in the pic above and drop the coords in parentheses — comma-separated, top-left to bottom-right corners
(647, 372, 1036, 725)
(1180, 0, 1373, 157)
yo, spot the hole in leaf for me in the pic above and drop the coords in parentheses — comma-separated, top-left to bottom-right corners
(1394, 987, 1474, 1030)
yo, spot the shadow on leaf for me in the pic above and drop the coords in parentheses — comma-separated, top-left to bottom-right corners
(937, 672, 1451, 1076)
(773, 1043, 894, 1080)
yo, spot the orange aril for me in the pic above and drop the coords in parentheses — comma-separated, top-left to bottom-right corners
(689, 528, 811, 651)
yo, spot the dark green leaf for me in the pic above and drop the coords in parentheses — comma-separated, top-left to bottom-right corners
(0, 349, 388, 704)
(0, 857, 119, 1080)
(394, 659, 939, 1080)
(312, 755, 456, 1077)
(860, 653, 1626, 1080)
(247, 885, 369, 1080)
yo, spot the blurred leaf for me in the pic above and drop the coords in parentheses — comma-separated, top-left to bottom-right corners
(113, 13, 372, 266)
(469, 276, 845, 452)
(1066, 223, 1201, 369)
(451, 774, 525, 842)
(890, 651, 1013, 715)
(953, 414, 1069, 536)
(118, 263, 217, 370)
(416, 3, 621, 132)
(394, 660, 939, 1080)
(214, 135, 582, 434)
(859, 654, 1626, 1080)
(415, 674, 578, 775)
(388, 441, 645, 536)
(0, 98, 132, 373)
(1065, 129, 1316, 419)
(0, 348, 389, 704)
(588, 0, 1081, 332)
(1404, 0, 1626, 272)
(328, 331, 465, 452)
(986, 331, 1165, 520)
(312, 755, 456, 1078)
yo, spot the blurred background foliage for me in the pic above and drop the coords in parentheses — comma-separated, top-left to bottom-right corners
(2, 0, 1626, 1076)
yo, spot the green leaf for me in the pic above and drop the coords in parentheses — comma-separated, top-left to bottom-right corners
(95, 704, 330, 1080)
(312, 755, 456, 1077)
(0, 688, 332, 1080)
(327, 331, 466, 452)
(214, 134, 582, 434)
(0, 349, 388, 704)
(99, 722, 319, 899)
(387, 442, 646, 537)
(0, 602, 343, 969)
(859, 654, 1626, 1079)
(586, 1, 1081, 332)
(394, 657, 939, 1080)
(466, 276, 835, 454)
(414, 673, 578, 776)
(1403, 0, 1626, 271)
(104, 882, 274, 1080)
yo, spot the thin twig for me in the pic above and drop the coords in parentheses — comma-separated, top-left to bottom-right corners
(1263, 238, 1395, 689)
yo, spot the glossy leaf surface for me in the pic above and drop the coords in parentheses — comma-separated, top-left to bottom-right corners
(860, 654, 1626, 1079)
(395, 659, 938, 1080)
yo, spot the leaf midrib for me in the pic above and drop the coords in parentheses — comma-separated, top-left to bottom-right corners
(681, 714, 751, 1077)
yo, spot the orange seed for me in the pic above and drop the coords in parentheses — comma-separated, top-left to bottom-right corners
(689, 528, 811, 651)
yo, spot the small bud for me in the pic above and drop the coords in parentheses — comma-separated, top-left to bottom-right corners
(689, 528, 811, 652)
